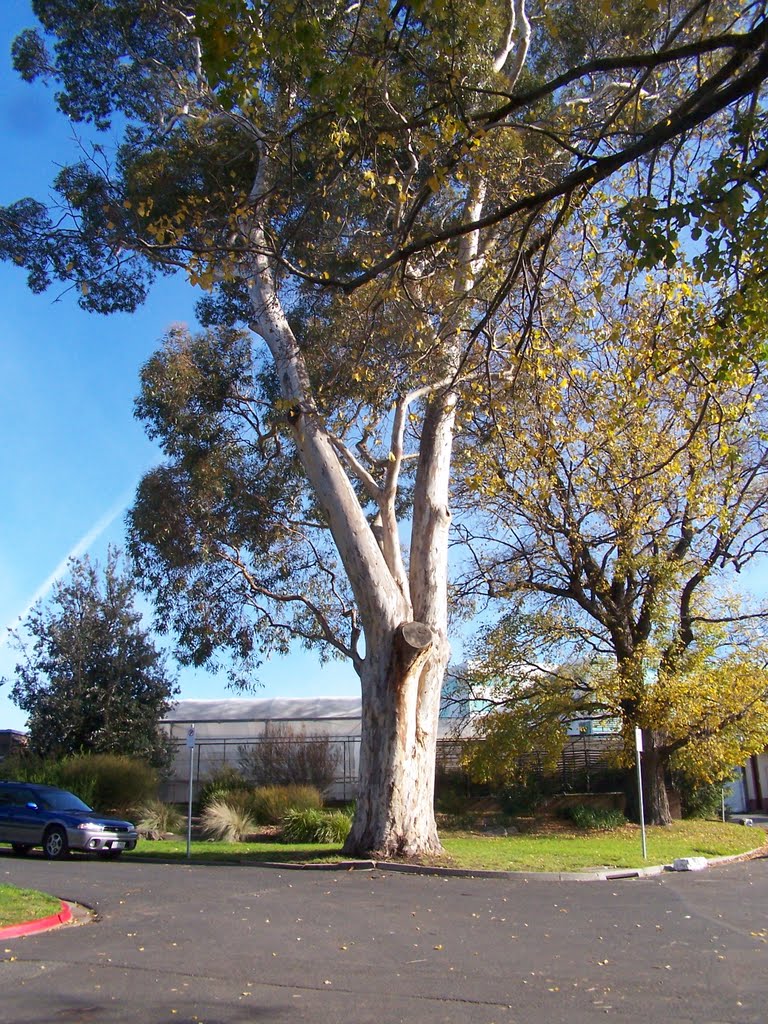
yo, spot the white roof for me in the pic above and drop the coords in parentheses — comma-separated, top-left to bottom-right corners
(162, 697, 363, 723)
(161, 697, 463, 739)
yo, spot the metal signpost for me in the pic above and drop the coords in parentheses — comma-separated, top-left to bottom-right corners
(635, 727, 647, 860)
(186, 725, 196, 860)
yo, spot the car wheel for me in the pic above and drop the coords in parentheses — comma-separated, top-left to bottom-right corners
(11, 843, 33, 856)
(97, 849, 123, 860)
(43, 826, 69, 860)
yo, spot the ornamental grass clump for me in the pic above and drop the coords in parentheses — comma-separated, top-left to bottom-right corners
(252, 784, 323, 824)
(200, 798, 257, 842)
(134, 799, 184, 835)
(281, 807, 353, 844)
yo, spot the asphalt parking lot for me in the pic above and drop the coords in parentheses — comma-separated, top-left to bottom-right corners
(1, 850, 767, 1024)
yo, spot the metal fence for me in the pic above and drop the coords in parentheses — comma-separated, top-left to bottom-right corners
(435, 733, 624, 792)
(161, 734, 362, 804)
(161, 732, 624, 804)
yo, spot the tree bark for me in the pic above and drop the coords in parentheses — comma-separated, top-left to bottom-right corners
(247, 207, 452, 858)
(625, 730, 672, 826)
(641, 737, 673, 826)
(343, 620, 446, 858)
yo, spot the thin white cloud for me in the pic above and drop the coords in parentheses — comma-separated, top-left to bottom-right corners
(0, 491, 133, 647)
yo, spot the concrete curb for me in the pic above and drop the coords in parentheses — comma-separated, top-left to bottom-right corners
(0, 900, 72, 940)
(247, 858, 670, 881)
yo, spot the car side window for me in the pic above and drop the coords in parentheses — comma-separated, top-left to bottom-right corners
(3, 787, 37, 808)
(0, 787, 25, 807)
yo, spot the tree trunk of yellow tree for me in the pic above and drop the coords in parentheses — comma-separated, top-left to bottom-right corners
(639, 732, 673, 826)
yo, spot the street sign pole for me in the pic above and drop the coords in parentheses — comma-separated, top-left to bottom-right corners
(186, 725, 196, 860)
(635, 727, 647, 860)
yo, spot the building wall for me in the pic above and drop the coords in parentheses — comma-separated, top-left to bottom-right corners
(0, 730, 26, 759)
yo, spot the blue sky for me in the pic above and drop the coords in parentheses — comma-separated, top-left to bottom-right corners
(0, 1, 359, 731)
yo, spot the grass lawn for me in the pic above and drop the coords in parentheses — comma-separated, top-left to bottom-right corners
(440, 821, 765, 872)
(0, 884, 62, 929)
(125, 819, 766, 872)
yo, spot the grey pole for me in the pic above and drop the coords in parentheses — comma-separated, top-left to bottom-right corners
(186, 725, 196, 860)
(635, 728, 647, 860)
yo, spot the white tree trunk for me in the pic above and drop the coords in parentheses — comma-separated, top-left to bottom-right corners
(247, 236, 451, 857)
(345, 620, 447, 857)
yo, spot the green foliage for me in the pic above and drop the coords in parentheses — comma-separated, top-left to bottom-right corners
(459, 254, 768, 823)
(0, 750, 157, 814)
(1, 0, 761, 315)
(497, 776, 560, 817)
(134, 799, 185, 835)
(672, 771, 732, 820)
(128, 325, 354, 676)
(433, 770, 478, 816)
(199, 781, 324, 825)
(251, 784, 323, 825)
(0, 750, 64, 786)
(559, 805, 627, 831)
(56, 754, 158, 814)
(200, 798, 257, 842)
(281, 807, 353, 844)
(198, 767, 249, 807)
(3, 549, 178, 772)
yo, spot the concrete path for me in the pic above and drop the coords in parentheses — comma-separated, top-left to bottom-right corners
(1, 850, 767, 1023)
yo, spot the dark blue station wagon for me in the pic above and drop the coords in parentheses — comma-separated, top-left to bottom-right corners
(0, 782, 138, 859)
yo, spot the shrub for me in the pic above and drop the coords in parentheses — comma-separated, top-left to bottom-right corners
(56, 754, 158, 813)
(672, 769, 733, 819)
(0, 750, 70, 784)
(251, 784, 323, 824)
(0, 751, 156, 813)
(497, 776, 557, 816)
(134, 799, 184, 835)
(204, 786, 262, 821)
(200, 798, 257, 842)
(434, 769, 478, 815)
(281, 807, 353, 844)
(561, 804, 626, 831)
(238, 726, 340, 791)
(198, 767, 248, 808)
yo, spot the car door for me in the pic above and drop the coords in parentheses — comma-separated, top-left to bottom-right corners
(6, 785, 44, 846)
(0, 789, 17, 843)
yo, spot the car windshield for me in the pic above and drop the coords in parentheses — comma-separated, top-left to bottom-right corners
(40, 790, 93, 813)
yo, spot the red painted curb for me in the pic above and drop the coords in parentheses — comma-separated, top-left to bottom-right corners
(0, 901, 72, 940)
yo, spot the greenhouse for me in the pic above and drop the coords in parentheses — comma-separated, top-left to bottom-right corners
(160, 697, 461, 802)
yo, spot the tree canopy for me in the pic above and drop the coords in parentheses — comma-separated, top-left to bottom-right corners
(3, 550, 178, 771)
(2, 0, 767, 852)
(455, 245, 768, 822)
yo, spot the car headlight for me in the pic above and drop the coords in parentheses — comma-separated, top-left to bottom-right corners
(77, 822, 107, 831)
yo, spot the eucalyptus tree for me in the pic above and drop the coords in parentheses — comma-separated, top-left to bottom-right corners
(1, 0, 766, 854)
